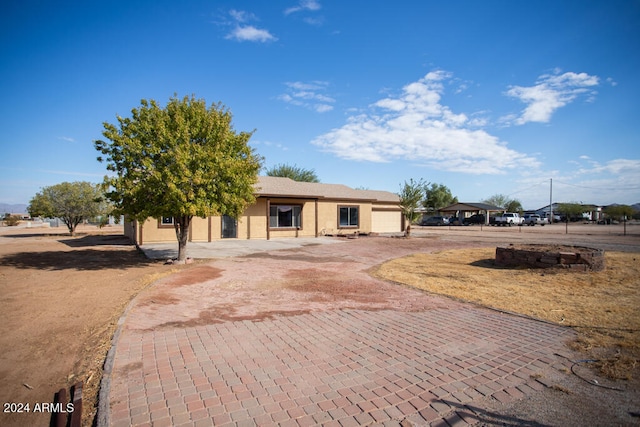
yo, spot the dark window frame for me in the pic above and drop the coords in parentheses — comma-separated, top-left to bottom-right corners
(269, 204, 303, 230)
(158, 216, 175, 228)
(338, 205, 359, 228)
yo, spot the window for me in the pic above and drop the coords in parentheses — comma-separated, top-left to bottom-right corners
(339, 206, 359, 227)
(158, 216, 174, 228)
(269, 205, 301, 228)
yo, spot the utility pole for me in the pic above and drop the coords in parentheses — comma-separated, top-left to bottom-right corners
(549, 178, 553, 223)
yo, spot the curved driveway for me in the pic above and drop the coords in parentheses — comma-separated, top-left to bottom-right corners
(102, 235, 581, 426)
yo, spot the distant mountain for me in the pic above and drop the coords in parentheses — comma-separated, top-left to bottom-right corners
(0, 203, 28, 214)
(608, 203, 640, 212)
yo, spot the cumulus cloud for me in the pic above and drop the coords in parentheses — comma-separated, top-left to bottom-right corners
(226, 26, 276, 42)
(505, 71, 599, 125)
(225, 9, 277, 42)
(278, 81, 335, 113)
(575, 158, 640, 177)
(312, 71, 539, 174)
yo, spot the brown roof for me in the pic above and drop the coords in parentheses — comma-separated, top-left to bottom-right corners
(255, 176, 399, 203)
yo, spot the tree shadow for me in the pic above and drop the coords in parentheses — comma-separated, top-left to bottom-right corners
(439, 399, 552, 427)
(59, 234, 133, 248)
(468, 258, 506, 269)
(0, 248, 155, 271)
(0, 232, 74, 239)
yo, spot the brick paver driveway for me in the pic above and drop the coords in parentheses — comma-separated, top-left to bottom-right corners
(100, 237, 578, 426)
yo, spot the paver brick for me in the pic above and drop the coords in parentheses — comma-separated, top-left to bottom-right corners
(108, 302, 573, 427)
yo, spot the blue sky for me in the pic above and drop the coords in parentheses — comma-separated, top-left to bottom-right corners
(2, 0, 639, 210)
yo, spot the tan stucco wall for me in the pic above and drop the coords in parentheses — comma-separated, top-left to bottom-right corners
(316, 200, 372, 235)
(241, 199, 267, 239)
(190, 217, 209, 242)
(137, 218, 177, 243)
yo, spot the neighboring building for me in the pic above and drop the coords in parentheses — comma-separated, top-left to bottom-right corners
(124, 176, 402, 244)
(439, 202, 503, 224)
(534, 203, 603, 222)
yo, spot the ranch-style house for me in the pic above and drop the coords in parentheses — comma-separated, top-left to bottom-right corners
(124, 176, 403, 244)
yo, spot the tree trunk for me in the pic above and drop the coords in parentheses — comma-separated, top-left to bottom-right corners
(174, 215, 192, 262)
(405, 223, 411, 237)
(63, 217, 75, 236)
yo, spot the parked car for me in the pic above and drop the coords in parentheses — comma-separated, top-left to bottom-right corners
(493, 212, 524, 226)
(463, 214, 486, 225)
(522, 214, 548, 226)
(448, 216, 462, 225)
(421, 216, 449, 226)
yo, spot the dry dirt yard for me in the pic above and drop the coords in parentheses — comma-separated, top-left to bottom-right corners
(0, 222, 639, 426)
(0, 225, 196, 427)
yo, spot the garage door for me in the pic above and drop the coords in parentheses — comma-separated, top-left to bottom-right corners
(372, 210, 402, 233)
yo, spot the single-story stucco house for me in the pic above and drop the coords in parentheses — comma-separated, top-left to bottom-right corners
(124, 176, 403, 244)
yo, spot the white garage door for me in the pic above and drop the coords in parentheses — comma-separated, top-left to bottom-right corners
(372, 210, 402, 233)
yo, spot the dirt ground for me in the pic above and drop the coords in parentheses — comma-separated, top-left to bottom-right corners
(0, 225, 195, 427)
(0, 222, 639, 426)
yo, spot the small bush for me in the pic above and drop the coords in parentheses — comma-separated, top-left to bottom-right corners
(4, 215, 21, 226)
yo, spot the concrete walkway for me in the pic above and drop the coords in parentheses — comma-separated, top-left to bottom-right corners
(102, 237, 580, 426)
(139, 237, 344, 260)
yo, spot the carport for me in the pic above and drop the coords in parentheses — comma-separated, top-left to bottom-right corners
(440, 202, 502, 225)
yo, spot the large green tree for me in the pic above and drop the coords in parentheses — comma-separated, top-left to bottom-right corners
(483, 194, 522, 212)
(604, 204, 637, 235)
(28, 181, 107, 235)
(556, 202, 586, 234)
(265, 163, 319, 182)
(95, 95, 262, 262)
(423, 182, 458, 211)
(604, 204, 635, 221)
(398, 178, 426, 237)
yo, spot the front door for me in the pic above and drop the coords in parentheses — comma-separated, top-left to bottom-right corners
(221, 215, 237, 238)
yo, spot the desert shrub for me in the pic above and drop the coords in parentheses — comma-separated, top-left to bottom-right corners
(4, 214, 21, 226)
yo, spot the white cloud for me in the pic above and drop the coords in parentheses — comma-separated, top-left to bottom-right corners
(285, 0, 321, 15)
(505, 71, 600, 125)
(57, 136, 75, 143)
(226, 25, 277, 42)
(576, 158, 640, 177)
(228, 9, 255, 23)
(312, 71, 540, 174)
(521, 157, 640, 206)
(224, 9, 277, 43)
(278, 81, 335, 113)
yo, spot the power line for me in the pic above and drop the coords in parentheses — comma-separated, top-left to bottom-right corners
(553, 180, 640, 191)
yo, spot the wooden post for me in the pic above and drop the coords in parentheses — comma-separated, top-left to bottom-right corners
(70, 382, 83, 427)
(266, 199, 271, 240)
(53, 387, 67, 427)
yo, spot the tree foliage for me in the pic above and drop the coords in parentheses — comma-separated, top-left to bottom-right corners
(556, 202, 587, 233)
(265, 163, 319, 182)
(28, 181, 107, 235)
(604, 204, 635, 221)
(398, 178, 426, 236)
(423, 182, 458, 211)
(504, 199, 523, 213)
(556, 202, 586, 220)
(95, 95, 262, 261)
(483, 194, 522, 212)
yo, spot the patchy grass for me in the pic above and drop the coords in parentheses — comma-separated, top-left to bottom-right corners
(373, 248, 640, 380)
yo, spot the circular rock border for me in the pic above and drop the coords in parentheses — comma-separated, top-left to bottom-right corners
(495, 244, 605, 271)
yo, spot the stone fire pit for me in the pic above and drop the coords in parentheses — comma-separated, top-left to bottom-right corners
(495, 244, 605, 272)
